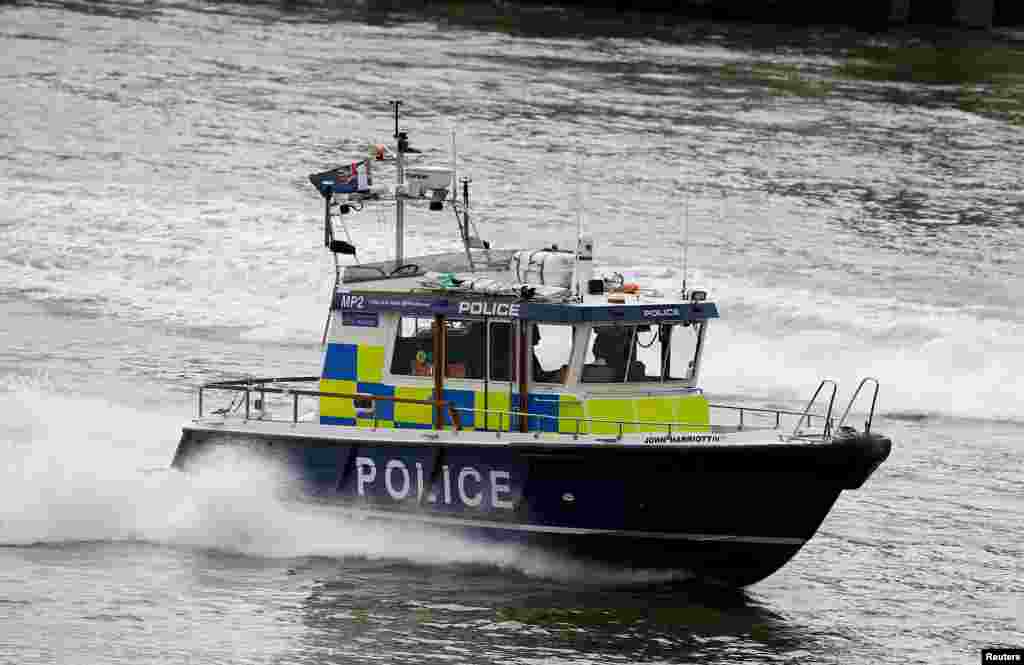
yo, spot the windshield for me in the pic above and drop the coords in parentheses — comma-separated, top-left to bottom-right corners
(582, 322, 704, 384)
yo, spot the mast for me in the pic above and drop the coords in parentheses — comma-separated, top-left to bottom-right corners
(572, 151, 583, 299)
(459, 177, 475, 271)
(391, 100, 405, 268)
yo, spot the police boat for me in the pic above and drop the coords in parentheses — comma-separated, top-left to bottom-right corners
(172, 103, 891, 587)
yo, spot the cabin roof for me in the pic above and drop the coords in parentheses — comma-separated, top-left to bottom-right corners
(333, 290, 718, 324)
(341, 250, 517, 284)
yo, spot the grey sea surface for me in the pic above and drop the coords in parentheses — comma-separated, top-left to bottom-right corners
(1, 2, 1022, 663)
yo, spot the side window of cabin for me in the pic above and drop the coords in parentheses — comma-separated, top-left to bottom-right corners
(391, 317, 435, 376)
(444, 319, 485, 379)
(488, 321, 512, 381)
(531, 324, 573, 383)
(583, 325, 635, 383)
(391, 317, 486, 379)
(628, 324, 667, 382)
(582, 323, 702, 383)
(666, 321, 703, 381)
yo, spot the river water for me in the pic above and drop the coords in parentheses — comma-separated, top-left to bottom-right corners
(1, 1, 1021, 663)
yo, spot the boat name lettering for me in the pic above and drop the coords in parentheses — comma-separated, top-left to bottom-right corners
(643, 307, 681, 318)
(457, 301, 521, 318)
(355, 457, 514, 509)
(337, 294, 366, 309)
(643, 433, 722, 444)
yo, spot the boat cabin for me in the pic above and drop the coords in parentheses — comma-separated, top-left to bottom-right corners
(319, 285, 718, 436)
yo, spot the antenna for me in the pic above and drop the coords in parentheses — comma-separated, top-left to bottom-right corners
(450, 128, 457, 205)
(681, 167, 690, 299)
(390, 100, 405, 266)
(390, 100, 402, 138)
(452, 127, 476, 270)
(572, 150, 584, 299)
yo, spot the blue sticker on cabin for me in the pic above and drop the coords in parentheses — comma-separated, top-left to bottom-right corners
(356, 382, 395, 421)
(527, 394, 560, 432)
(320, 415, 357, 426)
(441, 388, 475, 429)
(342, 311, 379, 327)
(322, 343, 358, 380)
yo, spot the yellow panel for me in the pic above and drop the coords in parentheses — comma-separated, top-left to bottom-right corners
(674, 394, 710, 431)
(394, 386, 434, 426)
(558, 395, 585, 434)
(475, 390, 511, 431)
(319, 379, 356, 418)
(580, 394, 710, 435)
(357, 418, 395, 429)
(585, 398, 639, 435)
(357, 345, 385, 383)
(635, 397, 667, 432)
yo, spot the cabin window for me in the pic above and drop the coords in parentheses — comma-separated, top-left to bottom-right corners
(445, 319, 485, 379)
(488, 321, 513, 381)
(629, 324, 665, 381)
(582, 322, 704, 383)
(391, 317, 433, 376)
(390, 317, 486, 379)
(531, 324, 573, 383)
(663, 321, 704, 381)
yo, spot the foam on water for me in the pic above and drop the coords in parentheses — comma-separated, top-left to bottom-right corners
(0, 377, 686, 585)
(637, 270, 1024, 422)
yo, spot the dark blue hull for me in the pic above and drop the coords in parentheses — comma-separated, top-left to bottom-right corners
(172, 426, 890, 586)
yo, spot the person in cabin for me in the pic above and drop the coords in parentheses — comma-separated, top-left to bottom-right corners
(592, 327, 632, 381)
(489, 323, 512, 381)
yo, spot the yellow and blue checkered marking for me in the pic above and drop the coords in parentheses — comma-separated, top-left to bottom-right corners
(322, 343, 359, 381)
(320, 342, 711, 433)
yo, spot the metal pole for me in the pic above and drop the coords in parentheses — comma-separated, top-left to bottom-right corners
(292, 392, 298, 423)
(460, 177, 475, 271)
(517, 322, 530, 433)
(433, 314, 445, 429)
(391, 100, 405, 268)
(198, 388, 203, 419)
(323, 194, 332, 248)
(396, 148, 405, 267)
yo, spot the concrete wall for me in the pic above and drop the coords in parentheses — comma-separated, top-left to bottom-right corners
(553, 0, 1020, 27)
(896, 0, 995, 27)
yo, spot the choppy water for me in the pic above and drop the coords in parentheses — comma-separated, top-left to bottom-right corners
(1, 1, 1022, 663)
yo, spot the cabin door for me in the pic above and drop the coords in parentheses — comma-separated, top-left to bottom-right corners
(483, 320, 516, 431)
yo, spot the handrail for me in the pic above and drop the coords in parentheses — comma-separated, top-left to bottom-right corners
(837, 377, 880, 434)
(790, 379, 837, 440)
(708, 402, 827, 431)
(457, 406, 716, 438)
(202, 375, 321, 388)
(196, 376, 834, 440)
(198, 382, 462, 430)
